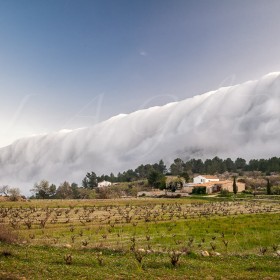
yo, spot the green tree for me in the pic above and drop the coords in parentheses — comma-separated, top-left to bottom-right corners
(258, 159, 268, 173)
(71, 183, 80, 199)
(56, 181, 73, 199)
(211, 156, 226, 173)
(159, 159, 167, 174)
(267, 157, 280, 172)
(181, 171, 190, 183)
(188, 159, 205, 174)
(31, 180, 53, 199)
(109, 173, 116, 182)
(235, 158, 246, 170)
(135, 164, 155, 179)
(266, 178, 272, 195)
(204, 159, 214, 174)
(248, 159, 259, 171)
(122, 169, 137, 182)
(148, 170, 165, 189)
(82, 172, 98, 189)
(170, 158, 184, 175)
(224, 158, 236, 172)
(49, 184, 57, 198)
(233, 176, 238, 194)
(153, 160, 167, 174)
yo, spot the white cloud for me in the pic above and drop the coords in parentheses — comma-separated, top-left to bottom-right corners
(139, 51, 147, 56)
(0, 72, 280, 194)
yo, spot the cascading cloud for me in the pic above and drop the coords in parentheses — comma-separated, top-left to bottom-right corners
(0, 72, 280, 193)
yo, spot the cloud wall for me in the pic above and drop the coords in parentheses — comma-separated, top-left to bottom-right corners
(1, 73, 280, 192)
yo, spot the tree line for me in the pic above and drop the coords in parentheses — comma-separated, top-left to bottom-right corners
(88, 156, 280, 184)
(29, 180, 106, 199)
(80, 156, 280, 196)
(3, 156, 279, 199)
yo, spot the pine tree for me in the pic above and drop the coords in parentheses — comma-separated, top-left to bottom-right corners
(82, 172, 98, 189)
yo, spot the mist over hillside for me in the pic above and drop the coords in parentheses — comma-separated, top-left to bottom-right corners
(1, 73, 280, 192)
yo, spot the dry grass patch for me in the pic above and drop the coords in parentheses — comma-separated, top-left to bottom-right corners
(0, 225, 20, 244)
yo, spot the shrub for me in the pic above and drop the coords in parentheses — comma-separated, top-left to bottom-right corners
(96, 252, 104, 266)
(219, 189, 231, 197)
(0, 225, 19, 244)
(64, 254, 73, 265)
(242, 190, 252, 194)
(271, 186, 280, 195)
(8, 188, 21, 201)
(169, 250, 182, 266)
(1, 249, 13, 257)
(192, 187, 206, 195)
(133, 249, 147, 265)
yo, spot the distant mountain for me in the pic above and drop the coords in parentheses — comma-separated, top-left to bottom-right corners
(1, 72, 280, 192)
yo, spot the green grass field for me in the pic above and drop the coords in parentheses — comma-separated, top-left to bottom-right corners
(0, 197, 279, 279)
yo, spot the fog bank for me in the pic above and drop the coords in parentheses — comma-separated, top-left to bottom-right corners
(1, 73, 280, 193)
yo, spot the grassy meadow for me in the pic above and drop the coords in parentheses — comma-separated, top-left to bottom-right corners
(0, 197, 280, 279)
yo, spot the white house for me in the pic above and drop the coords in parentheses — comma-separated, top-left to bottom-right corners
(183, 178, 245, 194)
(97, 180, 112, 188)
(193, 175, 219, 184)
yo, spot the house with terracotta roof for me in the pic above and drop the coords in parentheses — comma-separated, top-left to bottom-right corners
(182, 175, 245, 194)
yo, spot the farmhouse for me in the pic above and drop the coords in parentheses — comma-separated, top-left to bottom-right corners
(97, 180, 112, 188)
(193, 175, 219, 184)
(183, 175, 245, 194)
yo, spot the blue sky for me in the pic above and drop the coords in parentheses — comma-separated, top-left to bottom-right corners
(1, 0, 280, 147)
